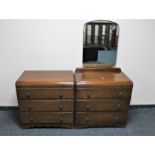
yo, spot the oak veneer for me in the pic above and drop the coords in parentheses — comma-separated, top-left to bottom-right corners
(75, 67, 133, 128)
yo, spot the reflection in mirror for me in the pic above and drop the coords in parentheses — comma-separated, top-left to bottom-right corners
(83, 20, 119, 67)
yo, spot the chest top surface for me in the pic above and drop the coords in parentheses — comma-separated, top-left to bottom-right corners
(16, 71, 74, 87)
(75, 68, 133, 87)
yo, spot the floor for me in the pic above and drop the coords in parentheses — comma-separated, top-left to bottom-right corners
(0, 107, 155, 136)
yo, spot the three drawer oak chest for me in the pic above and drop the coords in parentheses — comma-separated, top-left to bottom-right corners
(16, 71, 74, 128)
(75, 67, 133, 128)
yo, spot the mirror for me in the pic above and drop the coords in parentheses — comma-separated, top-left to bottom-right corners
(83, 20, 119, 67)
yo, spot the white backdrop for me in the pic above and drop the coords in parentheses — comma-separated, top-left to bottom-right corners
(0, 19, 155, 106)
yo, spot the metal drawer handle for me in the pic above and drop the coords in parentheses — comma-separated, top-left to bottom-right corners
(59, 92, 64, 99)
(86, 104, 91, 111)
(116, 103, 121, 109)
(59, 117, 64, 123)
(29, 117, 35, 122)
(117, 91, 123, 97)
(86, 91, 90, 99)
(28, 105, 33, 111)
(114, 116, 119, 121)
(26, 92, 31, 99)
(85, 117, 90, 123)
(59, 104, 64, 111)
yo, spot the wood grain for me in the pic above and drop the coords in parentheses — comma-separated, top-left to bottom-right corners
(76, 87, 132, 99)
(20, 112, 74, 124)
(76, 99, 130, 111)
(16, 71, 74, 88)
(76, 111, 128, 126)
(17, 88, 73, 99)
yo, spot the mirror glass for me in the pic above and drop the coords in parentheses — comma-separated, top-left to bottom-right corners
(83, 20, 119, 67)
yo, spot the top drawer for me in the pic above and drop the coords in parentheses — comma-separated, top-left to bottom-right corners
(76, 87, 132, 99)
(16, 88, 73, 99)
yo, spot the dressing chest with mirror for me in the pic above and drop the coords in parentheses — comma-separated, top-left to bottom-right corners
(75, 20, 133, 128)
(16, 20, 133, 128)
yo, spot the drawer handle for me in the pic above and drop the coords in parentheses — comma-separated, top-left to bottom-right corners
(59, 104, 64, 111)
(86, 91, 90, 99)
(114, 116, 119, 121)
(59, 92, 64, 99)
(26, 92, 31, 99)
(117, 91, 123, 97)
(28, 105, 33, 111)
(29, 117, 35, 122)
(59, 117, 64, 123)
(85, 117, 90, 123)
(116, 103, 121, 109)
(87, 95, 90, 99)
(86, 104, 91, 111)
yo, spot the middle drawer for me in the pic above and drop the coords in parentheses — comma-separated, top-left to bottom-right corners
(19, 100, 74, 112)
(76, 99, 130, 112)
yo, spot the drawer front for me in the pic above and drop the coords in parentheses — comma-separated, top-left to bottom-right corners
(19, 100, 74, 112)
(76, 111, 128, 125)
(17, 88, 73, 99)
(20, 112, 73, 124)
(77, 88, 132, 99)
(76, 99, 130, 112)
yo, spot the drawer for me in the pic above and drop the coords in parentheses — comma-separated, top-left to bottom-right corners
(76, 111, 128, 125)
(76, 88, 132, 99)
(16, 88, 73, 99)
(19, 100, 74, 112)
(20, 112, 73, 124)
(76, 99, 130, 112)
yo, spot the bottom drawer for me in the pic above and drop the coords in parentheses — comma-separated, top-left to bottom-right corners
(76, 111, 128, 127)
(20, 112, 73, 124)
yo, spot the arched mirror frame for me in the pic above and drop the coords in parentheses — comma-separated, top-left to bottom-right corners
(83, 20, 119, 68)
